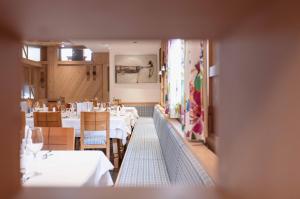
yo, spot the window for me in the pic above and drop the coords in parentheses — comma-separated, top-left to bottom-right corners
(21, 85, 35, 99)
(60, 48, 73, 61)
(22, 45, 41, 61)
(167, 39, 185, 118)
(84, 49, 92, 61)
(60, 47, 92, 61)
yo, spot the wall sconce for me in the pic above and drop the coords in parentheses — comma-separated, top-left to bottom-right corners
(93, 65, 97, 80)
(158, 71, 163, 76)
(86, 66, 90, 80)
(40, 71, 45, 88)
(161, 65, 166, 71)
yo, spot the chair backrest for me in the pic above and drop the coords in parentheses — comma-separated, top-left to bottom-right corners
(92, 99, 98, 107)
(80, 112, 110, 158)
(42, 127, 75, 150)
(34, 112, 62, 127)
(48, 102, 58, 111)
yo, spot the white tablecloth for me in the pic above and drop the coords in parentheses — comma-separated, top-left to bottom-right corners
(23, 151, 114, 187)
(26, 111, 137, 145)
(123, 107, 139, 120)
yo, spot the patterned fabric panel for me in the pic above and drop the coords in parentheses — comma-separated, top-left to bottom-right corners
(156, 112, 166, 140)
(153, 108, 215, 186)
(125, 126, 164, 161)
(135, 117, 155, 126)
(83, 131, 106, 145)
(175, 146, 214, 186)
(153, 107, 160, 128)
(117, 117, 170, 187)
(118, 159, 170, 187)
(118, 114, 214, 187)
(124, 105, 155, 117)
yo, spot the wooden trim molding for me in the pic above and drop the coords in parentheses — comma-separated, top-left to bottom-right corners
(21, 58, 43, 68)
(57, 61, 93, 66)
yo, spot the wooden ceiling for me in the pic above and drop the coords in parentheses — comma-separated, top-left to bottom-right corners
(0, 0, 269, 40)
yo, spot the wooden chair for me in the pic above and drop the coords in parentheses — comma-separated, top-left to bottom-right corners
(80, 112, 110, 158)
(92, 98, 99, 107)
(34, 112, 62, 127)
(48, 102, 58, 111)
(42, 127, 75, 150)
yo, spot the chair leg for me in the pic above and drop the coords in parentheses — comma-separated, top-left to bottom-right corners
(106, 140, 110, 159)
(117, 139, 124, 163)
(112, 139, 120, 168)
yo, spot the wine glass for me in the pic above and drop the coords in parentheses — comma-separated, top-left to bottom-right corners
(27, 127, 44, 159)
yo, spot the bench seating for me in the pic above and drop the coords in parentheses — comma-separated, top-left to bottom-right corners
(116, 106, 214, 187)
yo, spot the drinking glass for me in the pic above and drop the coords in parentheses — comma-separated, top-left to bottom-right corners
(27, 127, 44, 159)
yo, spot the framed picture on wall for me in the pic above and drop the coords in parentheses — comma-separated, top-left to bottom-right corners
(115, 54, 158, 83)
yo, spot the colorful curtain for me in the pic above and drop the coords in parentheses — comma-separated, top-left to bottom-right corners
(184, 41, 205, 141)
(167, 39, 185, 118)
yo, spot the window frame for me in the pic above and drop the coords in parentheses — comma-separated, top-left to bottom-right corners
(59, 46, 93, 61)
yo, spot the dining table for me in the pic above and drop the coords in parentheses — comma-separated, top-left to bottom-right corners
(22, 150, 114, 187)
(25, 108, 139, 145)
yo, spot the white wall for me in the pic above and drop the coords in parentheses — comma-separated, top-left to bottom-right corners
(108, 41, 161, 102)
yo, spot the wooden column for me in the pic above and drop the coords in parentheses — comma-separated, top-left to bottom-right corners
(0, 30, 21, 198)
(203, 41, 209, 140)
(46, 46, 58, 100)
(93, 52, 109, 102)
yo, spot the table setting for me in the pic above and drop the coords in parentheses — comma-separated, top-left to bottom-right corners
(20, 127, 114, 187)
(25, 102, 139, 145)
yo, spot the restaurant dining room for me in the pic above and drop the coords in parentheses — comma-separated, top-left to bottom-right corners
(2, 1, 300, 199)
(19, 39, 217, 188)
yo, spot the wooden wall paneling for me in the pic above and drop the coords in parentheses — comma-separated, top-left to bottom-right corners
(86, 65, 91, 81)
(45, 49, 110, 102)
(21, 59, 43, 68)
(57, 61, 93, 66)
(47, 46, 58, 100)
(32, 67, 38, 99)
(92, 65, 96, 81)
(100, 64, 104, 100)
(94, 52, 109, 102)
(102, 64, 109, 101)
(40, 46, 47, 61)
(21, 65, 46, 99)
(203, 41, 209, 140)
(208, 41, 217, 67)
(23, 66, 29, 85)
(37, 69, 43, 98)
(53, 63, 99, 102)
